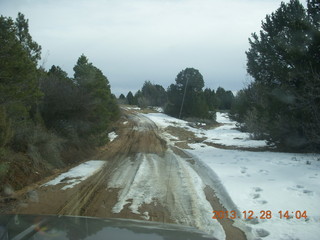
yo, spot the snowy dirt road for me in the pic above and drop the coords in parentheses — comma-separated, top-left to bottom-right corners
(2, 111, 246, 240)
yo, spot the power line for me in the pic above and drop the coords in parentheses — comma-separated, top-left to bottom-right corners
(179, 77, 189, 119)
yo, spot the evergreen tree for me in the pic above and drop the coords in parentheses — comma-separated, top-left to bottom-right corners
(203, 88, 218, 111)
(235, 0, 320, 150)
(138, 81, 167, 107)
(154, 84, 167, 106)
(216, 87, 234, 110)
(307, 0, 320, 27)
(0, 106, 13, 147)
(73, 55, 119, 143)
(165, 84, 182, 117)
(165, 68, 212, 119)
(15, 12, 41, 64)
(126, 91, 134, 105)
(0, 14, 42, 108)
(176, 68, 204, 92)
(40, 65, 81, 133)
(134, 90, 142, 106)
(0, 12, 42, 144)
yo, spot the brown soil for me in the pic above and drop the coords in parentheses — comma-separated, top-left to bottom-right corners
(204, 141, 273, 152)
(204, 186, 246, 240)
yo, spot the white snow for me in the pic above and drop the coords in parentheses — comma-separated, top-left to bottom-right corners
(143, 112, 320, 240)
(108, 131, 118, 142)
(142, 211, 150, 220)
(43, 160, 106, 190)
(143, 113, 190, 129)
(152, 107, 164, 113)
(122, 106, 141, 110)
(206, 112, 268, 148)
(216, 112, 234, 124)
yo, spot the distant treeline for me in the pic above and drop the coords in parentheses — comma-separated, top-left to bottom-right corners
(120, 69, 235, 120)
(0, 13, 119, 189)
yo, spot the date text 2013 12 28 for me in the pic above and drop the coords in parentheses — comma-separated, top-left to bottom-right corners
(212, 210, 308, 220)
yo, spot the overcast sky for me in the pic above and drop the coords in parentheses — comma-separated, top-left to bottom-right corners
(1, 0, 295, 96)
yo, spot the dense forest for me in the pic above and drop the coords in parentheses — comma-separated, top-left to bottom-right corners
(0, 13, 119, 191)
(121, 0, 320, 153)
(230, 0, 320, 152)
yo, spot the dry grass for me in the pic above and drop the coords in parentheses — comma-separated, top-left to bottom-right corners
(204, 141, 273, 152)
(164, 126, 207, 149)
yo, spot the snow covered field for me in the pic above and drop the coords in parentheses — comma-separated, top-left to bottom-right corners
(43, 160, 106, 190)
(145, 112, 320, 240)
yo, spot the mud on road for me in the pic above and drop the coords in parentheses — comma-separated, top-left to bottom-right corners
(1, 110, 246, 240)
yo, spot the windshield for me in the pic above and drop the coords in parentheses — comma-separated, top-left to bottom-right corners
(0, 1, 319, 240)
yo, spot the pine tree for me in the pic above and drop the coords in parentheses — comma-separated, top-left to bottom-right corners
(15, 13, 41, 64)
(0, 14, 42, 116)
(138, 81, 167, 107)
(40, 65, 79, 131)
(73, 55, 119, 142)
(165, 68, 212, 119)
(126, 91, 134, 105)
(239, 0, 320, 150)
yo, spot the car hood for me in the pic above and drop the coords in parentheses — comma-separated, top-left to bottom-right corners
(0, 214, 216, 240)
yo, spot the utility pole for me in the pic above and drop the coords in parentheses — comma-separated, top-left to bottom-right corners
(179, 77, 189, 119)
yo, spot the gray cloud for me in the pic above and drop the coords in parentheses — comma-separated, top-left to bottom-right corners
(1, 0, 292, 96)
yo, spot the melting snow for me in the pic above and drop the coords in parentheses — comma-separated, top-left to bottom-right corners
(206, 112, 268, 148)
(43, 160, 105, 190)
(152, 107, 164, 113)
(108, 131, 118, 142)
(108, 152, 225, 240)
(143, 113, 189, 129)
(122, 106, 141, 110)
(145, 112, 267, 148)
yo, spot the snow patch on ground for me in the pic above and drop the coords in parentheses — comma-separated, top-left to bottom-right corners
(122, 106, 141, 110)
(43, 161, 106, 190)
(143, 113, 190, 129)
(108, 131, 118, 142)
(211, 112, 267, 148)
(144, 112, 320, 240)
(152, 107, 164, 113)
(215, 112, 233, 124)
